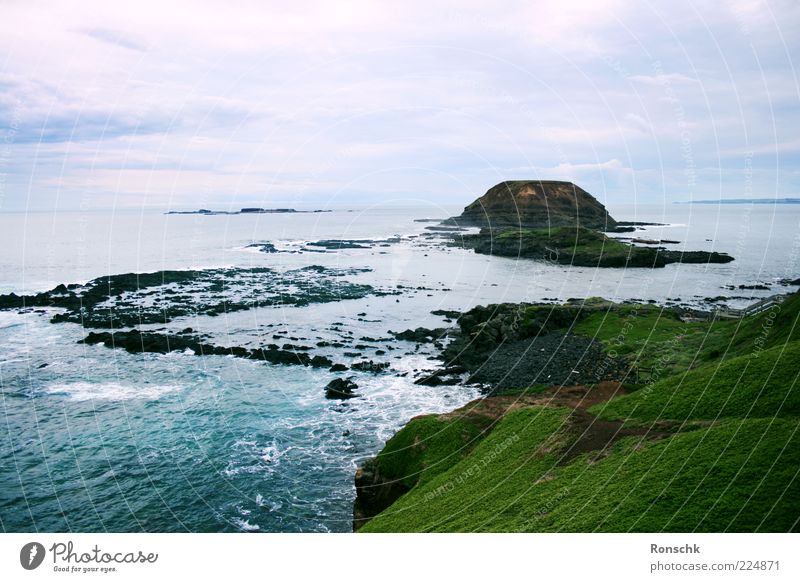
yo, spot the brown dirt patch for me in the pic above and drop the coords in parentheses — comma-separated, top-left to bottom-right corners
(435, 381, 667, 465)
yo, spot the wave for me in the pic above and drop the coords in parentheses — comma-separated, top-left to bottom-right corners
(0, 311, 25, 330)
(230, 517, 260, 532)
(222, 439, 289, 477)
(43, 381, 182, 402)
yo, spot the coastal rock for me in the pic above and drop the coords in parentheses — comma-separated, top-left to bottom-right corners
(351, 360, 390, 373)
(438, 301, 635, 389)
(0, 266, 387, 329)
(391, 327, 448, 343)
(414, 365, 467, 386)
(246, 242, 280, 253)
(454, 226, 734, 268)
(448, 180, 617, 230)
(431, 309, 461, 319)
(353, 458, 411, 530)
(325, 377, 359, 399)
(79, 330, 333, 368)
(465, 334, 627, 392)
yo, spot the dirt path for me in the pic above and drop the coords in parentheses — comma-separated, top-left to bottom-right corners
(436, 381, 667, 465)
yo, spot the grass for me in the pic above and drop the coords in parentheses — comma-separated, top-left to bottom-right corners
(363, 411, 800, 532)
(361, 406, 573, 532)
(368, 412, 492, 490)
(591, 341, 800, 424)
(573, 305, 707, 375)
(571, 292, 800, 377)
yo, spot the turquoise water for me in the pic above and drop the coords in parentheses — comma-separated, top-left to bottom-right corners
(1, 203, 799, 532)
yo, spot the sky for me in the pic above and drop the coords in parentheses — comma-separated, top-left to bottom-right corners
(0, 0, 799, 210)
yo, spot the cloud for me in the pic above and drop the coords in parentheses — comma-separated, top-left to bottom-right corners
(0, 0, 798, 209)
(77, 27, 148, 52)
(629, 73, 699, 86)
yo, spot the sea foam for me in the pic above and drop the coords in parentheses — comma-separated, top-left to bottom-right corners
(44, 382, 182, 402)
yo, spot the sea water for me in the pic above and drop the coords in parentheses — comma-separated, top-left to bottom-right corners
(1, 203, 798, 532)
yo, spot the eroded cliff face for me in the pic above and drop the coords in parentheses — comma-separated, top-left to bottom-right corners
(451, 180, 617, 230)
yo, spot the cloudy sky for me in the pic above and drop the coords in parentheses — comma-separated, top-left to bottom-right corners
(0, 0, 798, 210)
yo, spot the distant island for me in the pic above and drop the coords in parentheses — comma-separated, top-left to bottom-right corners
(677, 198, 800, 204)
(444, 180, 734, 267)
(165, 208, 333, 215)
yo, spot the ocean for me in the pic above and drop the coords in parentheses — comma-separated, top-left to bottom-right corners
(1, 202, 799, 532)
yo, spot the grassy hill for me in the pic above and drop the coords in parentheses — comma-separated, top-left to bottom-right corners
(591, 341, 800, 424)
(362, 412, 800, 532)
(358, 292, 800, 532)
(571, 291, 799, 378)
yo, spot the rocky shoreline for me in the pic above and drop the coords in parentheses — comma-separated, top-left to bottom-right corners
(450, 226, 734, 268)
(0, 266, 389, 329)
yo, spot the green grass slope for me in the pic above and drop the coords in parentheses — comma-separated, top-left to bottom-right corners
(591, 341, 800, 424)
(363, 412, 800, 532)
(572, 292, 800, 377)
(367, 413, 490, 491)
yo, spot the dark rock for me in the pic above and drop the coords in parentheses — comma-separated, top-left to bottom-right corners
(79, 329, 332, 368)
(282, 343, 312, 351)
(310, 355, 334, 368)
(465, 334, 628, 393)
(630, 238, 680, 245)
(351, 360, 390, 373)
(1, 266, 386, 329)
(391, 327, 447, 343)
(353, 457, 411, 530)
(246, 242, 280, 253)
(307, 239, 372, 250)
(325, 377, 359, 400)
(453, 226, 734, 268)
(431, 309, 461, 319)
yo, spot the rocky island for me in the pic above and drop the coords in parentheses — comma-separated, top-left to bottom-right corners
(447, 180, 617, 230)
(444, 180, 734, 267)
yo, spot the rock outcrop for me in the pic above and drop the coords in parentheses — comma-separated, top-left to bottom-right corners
(325, 377, 360, 399)
(453, 226, 735, 268)
(449, 180, 617, 230)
